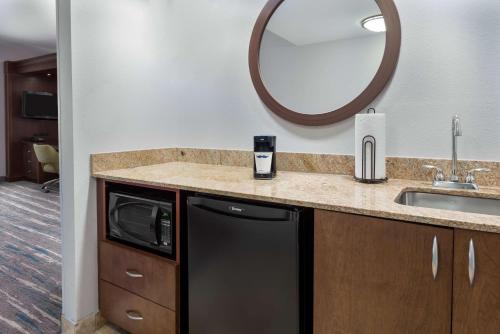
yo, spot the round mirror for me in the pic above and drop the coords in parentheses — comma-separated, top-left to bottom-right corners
(249, 0, 401, 126)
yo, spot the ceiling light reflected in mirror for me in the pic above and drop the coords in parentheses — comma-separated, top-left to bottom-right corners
(361, 15, 386, 32)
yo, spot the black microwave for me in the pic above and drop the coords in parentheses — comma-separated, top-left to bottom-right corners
(108, 189, 175, 258)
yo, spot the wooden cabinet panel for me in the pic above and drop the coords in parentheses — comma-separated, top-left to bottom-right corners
(99, 241, 177, 311)
(453, 230, 500, 333)
(22, 142, 37, 182)
(314, 210, 453, 334)
(99, 281, 176, 334)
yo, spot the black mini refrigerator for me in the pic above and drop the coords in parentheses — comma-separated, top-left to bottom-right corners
(185, 195, 312, 334)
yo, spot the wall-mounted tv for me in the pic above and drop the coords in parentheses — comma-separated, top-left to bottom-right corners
(22, 91, 58, 120)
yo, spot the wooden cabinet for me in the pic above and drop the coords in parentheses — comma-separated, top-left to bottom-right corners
(97, 180, 181, 334)
(99, 241, 178, 311)
(100, 281, 176, 334)
(452, 230, 500, 333)
(314, 210, 454, 334)
(95, 178, 499, 334)
(98, 243, 179, 334)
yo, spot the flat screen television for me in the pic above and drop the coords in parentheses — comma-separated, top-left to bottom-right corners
(22, 91, 58, 120)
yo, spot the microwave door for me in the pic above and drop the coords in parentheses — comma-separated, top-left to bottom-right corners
(112, 200, 158, 245)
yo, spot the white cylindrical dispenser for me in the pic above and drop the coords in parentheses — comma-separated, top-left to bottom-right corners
(354, 108, 387, 183)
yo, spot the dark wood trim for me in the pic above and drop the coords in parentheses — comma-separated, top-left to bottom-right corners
(97, 179, 107, 241)
(99, 178, 180, 194)
(249, 0, 401, 126)
(11, 53, 57, 74)
(4, 62, 14, 179)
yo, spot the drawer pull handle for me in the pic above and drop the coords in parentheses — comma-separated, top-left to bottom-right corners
(126, 270, 144, 278)
(432, 235, 439, 280)
(468, 239, 475, 286)
(126, 310, 144, 321)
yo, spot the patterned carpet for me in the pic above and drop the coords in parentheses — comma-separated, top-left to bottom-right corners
(0, 181, 61, 334)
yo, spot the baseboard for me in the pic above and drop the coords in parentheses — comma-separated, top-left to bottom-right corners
(61, 312, 106, 334)
(0, 176, 6, 182)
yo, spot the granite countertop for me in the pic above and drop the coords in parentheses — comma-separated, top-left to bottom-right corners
(93, 161, 500, 234)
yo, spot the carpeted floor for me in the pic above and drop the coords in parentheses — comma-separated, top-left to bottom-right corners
(0, 181, 61, 334)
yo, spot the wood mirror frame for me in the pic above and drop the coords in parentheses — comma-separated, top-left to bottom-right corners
(249, 0, 401, 126)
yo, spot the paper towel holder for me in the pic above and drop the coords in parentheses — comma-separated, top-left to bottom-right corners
(354, 108, 388, 184)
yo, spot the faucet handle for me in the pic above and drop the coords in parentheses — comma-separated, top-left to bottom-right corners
(452, 115, 462, 136)
(423, 165, 446, 182)
(465, 168, 491, 184)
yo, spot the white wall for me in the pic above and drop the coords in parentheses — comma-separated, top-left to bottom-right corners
(0, 42, 52, 177)
(261, 31, 385, 114)
(59, 0, 500, 322)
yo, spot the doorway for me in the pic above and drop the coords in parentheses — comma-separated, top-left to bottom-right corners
(0, 0, 61, 333)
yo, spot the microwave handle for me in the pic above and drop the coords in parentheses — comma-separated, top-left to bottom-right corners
(109, 206, 120, 227)
(152, 206, 161, 245)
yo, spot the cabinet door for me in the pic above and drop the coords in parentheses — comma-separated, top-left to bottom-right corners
(453, 230, 500, 333)
(314, 210, 453, 334)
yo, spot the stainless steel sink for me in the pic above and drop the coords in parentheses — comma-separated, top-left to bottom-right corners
(397, 191, 500, 216)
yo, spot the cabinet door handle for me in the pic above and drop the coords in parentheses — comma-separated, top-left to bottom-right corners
(126, 310, 144, 321)
(468, 239, 475, 286)
(432, 236, 439, 280)
(125, 270, 144, 278)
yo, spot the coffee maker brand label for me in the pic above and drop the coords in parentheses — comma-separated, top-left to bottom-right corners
(254, 152, 273, 174)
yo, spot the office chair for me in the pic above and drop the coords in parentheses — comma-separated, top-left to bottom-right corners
(33, 144, 59, 193)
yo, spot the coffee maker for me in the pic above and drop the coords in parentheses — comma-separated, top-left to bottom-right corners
(253, 136, 276, 179)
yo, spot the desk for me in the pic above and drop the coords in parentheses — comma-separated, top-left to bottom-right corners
(21, 141, 58, 184)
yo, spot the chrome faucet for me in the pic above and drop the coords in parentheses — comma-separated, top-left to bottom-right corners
(423, 115, 491, 190)
(451, 115, 462, 182)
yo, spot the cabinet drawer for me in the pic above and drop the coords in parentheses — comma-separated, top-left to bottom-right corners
(99, 241, 177, 310)
(100, 281, 176, 334)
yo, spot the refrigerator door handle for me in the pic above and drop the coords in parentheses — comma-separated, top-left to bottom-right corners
(188, 197, 295, 222)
